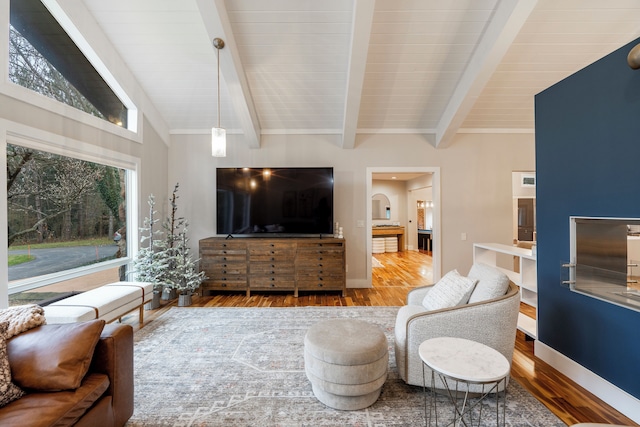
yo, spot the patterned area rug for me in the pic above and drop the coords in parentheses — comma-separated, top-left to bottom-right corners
(126, 307, 563, 427)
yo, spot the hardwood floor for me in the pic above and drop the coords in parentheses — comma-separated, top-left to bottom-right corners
(131, 250, 637, 427)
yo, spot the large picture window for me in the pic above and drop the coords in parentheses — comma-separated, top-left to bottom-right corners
(6, 142, 133, 306)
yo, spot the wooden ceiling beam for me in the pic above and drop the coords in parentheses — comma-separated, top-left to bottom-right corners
(341, 0, 375, 149)
(432, 0, 537, 149)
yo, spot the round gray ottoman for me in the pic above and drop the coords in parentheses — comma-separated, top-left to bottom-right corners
(304, 318, 388, 410)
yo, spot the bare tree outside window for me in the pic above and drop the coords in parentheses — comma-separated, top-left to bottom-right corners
(8, 26, 108, 121)
(7, 144, 127, 283)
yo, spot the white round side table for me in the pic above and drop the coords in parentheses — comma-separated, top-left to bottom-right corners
(419, 337, 510, 427)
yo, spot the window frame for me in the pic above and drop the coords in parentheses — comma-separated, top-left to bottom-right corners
(0, 119, 140, 298)
(0, 0, 142, 143)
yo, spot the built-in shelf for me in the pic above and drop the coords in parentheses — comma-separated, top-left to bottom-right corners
(473, 243, 537, 339)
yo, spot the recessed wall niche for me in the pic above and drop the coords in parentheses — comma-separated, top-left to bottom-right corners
(565, 216, 640, 312)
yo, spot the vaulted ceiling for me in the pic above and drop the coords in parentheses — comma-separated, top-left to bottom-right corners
(80, 0, 640, 149)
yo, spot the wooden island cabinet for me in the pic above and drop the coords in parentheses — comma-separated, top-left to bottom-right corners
(199, 237, 346, 297)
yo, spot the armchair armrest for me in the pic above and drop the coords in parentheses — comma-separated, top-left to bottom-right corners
(90, 323, 134, 427)
(396, 283, 520, 387)
(406, 284, 433, 306)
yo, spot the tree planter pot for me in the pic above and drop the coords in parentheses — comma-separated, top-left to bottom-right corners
(144, 290, 161, 310)
(161, 287, 177, 300)
(178, 293, 192, 307)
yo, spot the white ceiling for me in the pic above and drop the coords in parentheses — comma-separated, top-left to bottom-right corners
(80, 0, 640, 149)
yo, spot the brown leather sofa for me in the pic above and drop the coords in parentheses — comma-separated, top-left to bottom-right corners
(1, 322, 134, 427)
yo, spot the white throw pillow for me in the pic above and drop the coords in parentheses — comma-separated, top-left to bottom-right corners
(467, 262, 510, 303)
(422, 269, 477, 311)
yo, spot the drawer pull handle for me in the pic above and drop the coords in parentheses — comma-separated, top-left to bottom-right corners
(222, 283, 227, 287)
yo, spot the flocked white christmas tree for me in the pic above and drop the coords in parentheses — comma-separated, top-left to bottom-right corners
(134, 194, 168, 292)
(161, 183, 205, 296)
(135, 184, 205, 303)
(168, 218, 205, 295)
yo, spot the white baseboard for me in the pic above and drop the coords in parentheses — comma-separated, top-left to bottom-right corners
(346, 279, 371, 289)
(535, 340, 640, 424)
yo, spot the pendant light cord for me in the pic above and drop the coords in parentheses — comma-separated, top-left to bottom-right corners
(217, 45, 221, 128)
(213, 38, 225, 128)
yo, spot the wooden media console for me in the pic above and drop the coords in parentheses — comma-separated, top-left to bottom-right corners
(199, 237, 346, 297)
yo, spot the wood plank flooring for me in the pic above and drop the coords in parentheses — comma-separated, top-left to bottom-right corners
(132, 250, 637, 427)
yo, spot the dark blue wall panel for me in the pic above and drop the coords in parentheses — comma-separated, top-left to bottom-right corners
(535, 38, 640, 398)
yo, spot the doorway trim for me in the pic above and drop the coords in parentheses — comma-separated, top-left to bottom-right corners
(366, 166, 441, 285)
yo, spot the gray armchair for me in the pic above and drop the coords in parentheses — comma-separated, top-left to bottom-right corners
(394, 279, 520, 391)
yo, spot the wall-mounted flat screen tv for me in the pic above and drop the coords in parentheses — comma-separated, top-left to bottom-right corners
(216, 167, 334, 236)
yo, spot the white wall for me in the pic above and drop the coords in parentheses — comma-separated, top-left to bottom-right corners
(169, 131, 535, 286)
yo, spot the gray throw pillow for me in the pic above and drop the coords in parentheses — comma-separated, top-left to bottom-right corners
(422, 269, 477, 310)
(467, 262, 510, 303)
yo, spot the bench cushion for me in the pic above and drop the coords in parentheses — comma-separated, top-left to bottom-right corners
(43, 282, 153, 324)
(43, 306, 96, 323)
(104, 282, 153, 304)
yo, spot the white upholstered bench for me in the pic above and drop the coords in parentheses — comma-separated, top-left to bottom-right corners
(43, 281, 153, 324)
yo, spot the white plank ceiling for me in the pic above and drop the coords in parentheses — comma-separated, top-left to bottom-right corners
(80, 0, 640, 148)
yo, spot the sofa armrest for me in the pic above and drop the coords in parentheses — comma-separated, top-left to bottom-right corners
(406, 284, 433, 305)
(90, 323, 134, 427)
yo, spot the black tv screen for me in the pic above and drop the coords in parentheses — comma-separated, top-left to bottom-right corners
(216, 167, 334, 236)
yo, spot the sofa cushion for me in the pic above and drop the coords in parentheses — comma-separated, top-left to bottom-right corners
(8, 320, 105, 391)
(422, 269, 477, 311)
(0, 323, 24, 408)
(467, 263, 510, 303)
(0, 373, 110, 427)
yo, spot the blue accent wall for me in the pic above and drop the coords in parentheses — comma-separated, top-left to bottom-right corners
(535, 38, 640, 398)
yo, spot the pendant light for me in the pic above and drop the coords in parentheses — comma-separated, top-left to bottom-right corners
(212, 37, 226, 157)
